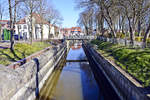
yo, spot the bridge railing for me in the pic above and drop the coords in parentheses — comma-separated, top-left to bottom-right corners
(97, 36, 147, 48)
(65, 35, 96, 40)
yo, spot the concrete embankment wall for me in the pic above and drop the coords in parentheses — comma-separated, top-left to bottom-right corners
(83, 43, 150, 100)
(0, 45, 67, 100)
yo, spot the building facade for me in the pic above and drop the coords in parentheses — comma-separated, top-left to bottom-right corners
(61, 27, 83, 37)
(70, 27, 81, 36)
(15, 13, 56, 40)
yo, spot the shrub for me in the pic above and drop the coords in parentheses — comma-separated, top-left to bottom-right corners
(135, 37, 143, 42)
(116, 32, 125, 38)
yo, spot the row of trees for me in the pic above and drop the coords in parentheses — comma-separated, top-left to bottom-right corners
(0, 0, 63, 58)
(77, 0, 150, 47)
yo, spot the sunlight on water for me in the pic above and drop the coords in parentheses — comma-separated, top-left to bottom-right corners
(37, 46, 103, 100)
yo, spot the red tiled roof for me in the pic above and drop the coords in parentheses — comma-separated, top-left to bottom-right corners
(0, 20, 10, 29)
(71, 27, 81, 32)
(0, 20, 9, 23)
(16, 18, 26, 24)
(32, 13, 49, 24)
(16, 13, 50, 25)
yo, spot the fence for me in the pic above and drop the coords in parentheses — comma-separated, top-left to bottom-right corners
(65, 35, 96, 40)
(97, 36, 150, 48)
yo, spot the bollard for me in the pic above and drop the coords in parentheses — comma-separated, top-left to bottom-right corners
(33, 58, 40, 99)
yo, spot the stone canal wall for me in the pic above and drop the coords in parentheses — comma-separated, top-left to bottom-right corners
(0, 44, 67, 100)
(83, 43, 150, 100)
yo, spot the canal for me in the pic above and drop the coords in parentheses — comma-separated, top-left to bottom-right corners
(37, 45, 120, 100)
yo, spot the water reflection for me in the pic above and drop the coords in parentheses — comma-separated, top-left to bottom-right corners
(80, 62, 104, 100)
(67, 46, 87, 61)
(38, 46, 103, 100)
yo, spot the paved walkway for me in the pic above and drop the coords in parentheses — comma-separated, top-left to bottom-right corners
(0, 43, 10, 49)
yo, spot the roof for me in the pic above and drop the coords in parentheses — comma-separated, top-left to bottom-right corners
(71, 27, 81, 32)
(0, 20, 9, 22)
(71, 27, 81, 29)
(61, 28, 71, 31)
(16, 18, 26, 24)
(0, 20, 10, 24)
(0, 20, 10, 29)
(61, 27, 81, 32)
(16, 13, 49, 25)
(32, 13, 49, 24)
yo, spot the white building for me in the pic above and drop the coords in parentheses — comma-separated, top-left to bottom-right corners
(15, 13, 56, 40)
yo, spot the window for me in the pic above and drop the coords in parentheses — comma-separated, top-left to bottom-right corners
(36, 27, 40, 29)
(18, 25, 21, 29)
(24, 25, 27, 29)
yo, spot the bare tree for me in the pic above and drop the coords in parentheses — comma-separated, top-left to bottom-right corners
(0, 0, 5, 41)
(16, 1, 25, 41)
(141, 0, 150, 47)
(45, 6, 63, 39)
(23, 0, 40, 44)
(76, 0, 96, 35)
(77, 0, 150, 47)
(96, 9, 104, 36)
(37, 0, 47, 41)
(8, 0, 15, 51)
(77, 0, 117, 37)
(8, 0, 24, 60)
(78, 10, 93, 35)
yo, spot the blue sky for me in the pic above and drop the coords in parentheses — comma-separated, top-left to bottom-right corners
(1, 0, 81, 28)
(51, 0, 81, 28)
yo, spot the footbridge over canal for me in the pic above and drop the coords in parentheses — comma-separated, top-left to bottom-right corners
(50, 35, 96, 41)
(65, 35, 96, 40)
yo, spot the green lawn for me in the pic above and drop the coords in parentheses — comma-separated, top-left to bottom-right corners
(91, 40, 150, 87)
(0, 42, 50, 66)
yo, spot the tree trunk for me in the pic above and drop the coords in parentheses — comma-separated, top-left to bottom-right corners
(0, 24, 2, 41)
(30, 12, 33, 44)
(97, 19, 101, 35)
(8, 0, 14, 51)
(128, 17, 135, 47)
(137, 20, 141, 37)
(119, 14, 121, 32)
(143, 23, 150, 48)
(35, 27, 37, 40)
(121, 23, 127, 46)
(48, 25, 51, 39)
(40, 24, 43, 42)
(17, 25, 20, 41)
(8, 0, 22, 60)
(85, 26, 88, 35)
(39, 0, 43, 41)
(27, 24, 30, 41)
(100, 14, 104, 36)
(129, 26, 135, 47)
(104, 16, 116, 38)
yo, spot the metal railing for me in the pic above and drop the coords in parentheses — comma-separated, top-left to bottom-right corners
(65, 35, 96, 40)
(97, 36, 150, 48)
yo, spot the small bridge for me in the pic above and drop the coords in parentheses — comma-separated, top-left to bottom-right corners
(65, 35, 96, 40)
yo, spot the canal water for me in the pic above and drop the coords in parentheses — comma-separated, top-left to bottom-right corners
(37, 45, 118, 100)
